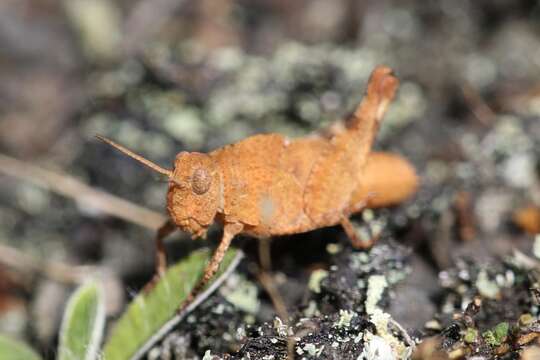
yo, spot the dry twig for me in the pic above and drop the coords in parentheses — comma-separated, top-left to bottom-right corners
(0, 243, 93, 284)
(0, 153, 167, 230)
(461, 83, 496, 126)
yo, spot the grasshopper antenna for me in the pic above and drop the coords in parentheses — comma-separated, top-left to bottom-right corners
(96, 135, 173, 178)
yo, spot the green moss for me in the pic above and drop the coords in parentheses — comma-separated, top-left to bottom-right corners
(493, 322, 509, 341)
(482, 330, 496, 346)
(482, 322, 509, 347)
(464, 328, 478, 344)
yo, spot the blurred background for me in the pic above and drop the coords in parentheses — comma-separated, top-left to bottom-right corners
(0, 0, 540, 358)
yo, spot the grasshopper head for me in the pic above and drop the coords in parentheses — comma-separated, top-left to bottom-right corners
(95, 136, 221, 238)
(167, 152, 221, 238)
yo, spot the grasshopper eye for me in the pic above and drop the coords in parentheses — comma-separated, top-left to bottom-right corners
(191, 168, 211, 195)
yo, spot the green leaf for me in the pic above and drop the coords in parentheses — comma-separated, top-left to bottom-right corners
(103, 248, 242, 360)
(58, 281, 105, 360)
(0, 335, 42, 360)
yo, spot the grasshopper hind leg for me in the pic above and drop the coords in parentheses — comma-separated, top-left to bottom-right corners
(340, 215, 379, 250)
(304, 67, 399, 226)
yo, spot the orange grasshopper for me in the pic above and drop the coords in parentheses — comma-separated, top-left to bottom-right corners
(97, 66, 418, 303)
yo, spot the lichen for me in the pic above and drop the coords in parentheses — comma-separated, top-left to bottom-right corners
(202, 349, 214, 360)
(534, 234, 540, 259)
(273, 317, 289, 337)
(308, 269, 329, 294)
(369, 310, 411, 359)
(475, 270, 499, 299)
(303, 343, 324, 357)
(359, 334, 396, 360)
(365, 275, 388, 315)
(303, 300, 320, 317)
(335, 310, 355, 328)
(220, 274, 260, 314)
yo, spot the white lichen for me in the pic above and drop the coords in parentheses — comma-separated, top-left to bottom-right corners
(303, 300, 320, 317)
(221, 274, 260, 314)
(202, 350, 213, 360)
(369, 310, 412, 359)
(365, 275, 388, 314)
(362, 209, 375, 222)
(326, 243, 342, 254)
(63, 0, 121, 61)
(212, 304, 225, 315)
(303, 343, 325, 357)
(358, 333, 396, 360)
(502, 152, 536, 189)
(308, 269, 328, 294)
(273, 317, 289, 337)
(534, 234, 540, 259)
(475, 270, 499, 299)
(335, 309, 355, 328)
(162, 108, 207, 148)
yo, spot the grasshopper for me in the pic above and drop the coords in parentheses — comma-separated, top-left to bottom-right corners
(97, 66, 418, 304)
